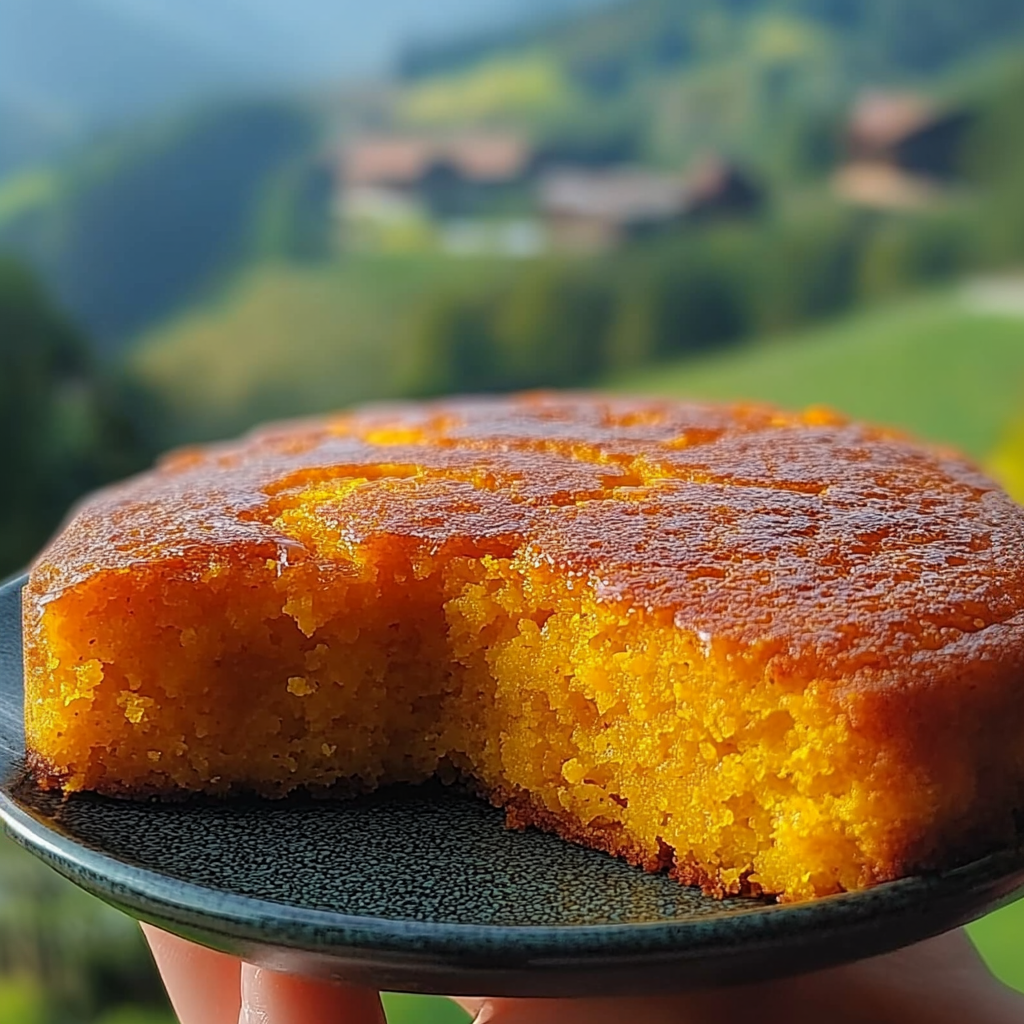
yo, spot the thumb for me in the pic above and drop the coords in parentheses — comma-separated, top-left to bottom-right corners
(239, 962, 386, 1024)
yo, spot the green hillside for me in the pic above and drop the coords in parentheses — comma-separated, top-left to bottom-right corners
(621, 288, 1024, 460)
(130, 254, 511, 444)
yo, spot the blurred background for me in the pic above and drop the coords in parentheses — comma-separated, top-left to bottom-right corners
(4, 0, 1024, 1020)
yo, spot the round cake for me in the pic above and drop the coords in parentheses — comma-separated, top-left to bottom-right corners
(22, 393, 1024, 902)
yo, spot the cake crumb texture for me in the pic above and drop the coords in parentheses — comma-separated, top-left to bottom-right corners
(23, 393, 1024, 902)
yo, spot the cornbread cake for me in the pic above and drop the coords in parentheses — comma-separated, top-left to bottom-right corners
(22, 394, 1024, 902)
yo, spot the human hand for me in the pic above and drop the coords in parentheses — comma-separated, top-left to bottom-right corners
(143, 923, 1024, 1024)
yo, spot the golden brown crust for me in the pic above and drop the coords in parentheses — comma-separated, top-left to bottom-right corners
(27, 392, 1024, 700)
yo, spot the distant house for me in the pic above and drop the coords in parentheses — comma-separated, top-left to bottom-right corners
(539, 169, 687, 250)
(539, 157, 762, 251)
(834, 92, 973, 209)
(339, 133, 534, 221)
(684, 156, 763, 222)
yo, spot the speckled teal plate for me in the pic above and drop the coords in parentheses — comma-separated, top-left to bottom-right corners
(3, 574, 1024, 996)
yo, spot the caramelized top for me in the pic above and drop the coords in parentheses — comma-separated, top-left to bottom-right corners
(30, 393, 1024, 690)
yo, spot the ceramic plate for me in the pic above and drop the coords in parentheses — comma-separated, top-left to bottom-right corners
(2, 574, 1024, 996)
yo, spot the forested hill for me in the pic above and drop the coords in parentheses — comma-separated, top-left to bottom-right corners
(399, 0, 1024, 83)
(0, 0, 610, 178)
(0, 101, 319, 351)
(392, 0, 1024, 192)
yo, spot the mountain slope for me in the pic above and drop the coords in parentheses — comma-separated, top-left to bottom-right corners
(400, 0, 1024, 82)
(0, 101, 317, 349)
(0, 0, 612, 177)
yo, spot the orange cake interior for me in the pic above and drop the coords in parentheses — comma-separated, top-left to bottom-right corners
(23, 394, 1024, 902)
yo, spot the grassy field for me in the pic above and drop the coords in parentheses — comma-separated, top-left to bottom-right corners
(622, 285, 1024, 991)
(138, 265, 1024, 459)
(621, 287, 1024, 461)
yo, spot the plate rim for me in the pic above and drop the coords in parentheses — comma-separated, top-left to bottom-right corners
(7, 774, 1024, 963)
